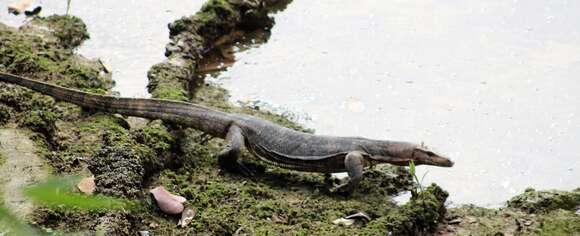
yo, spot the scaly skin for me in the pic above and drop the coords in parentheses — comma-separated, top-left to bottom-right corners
(0, 72, 454, 193)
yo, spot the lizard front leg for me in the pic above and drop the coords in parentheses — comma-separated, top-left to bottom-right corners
(217, 124, 254, 176)
(331, 151, 364, 194)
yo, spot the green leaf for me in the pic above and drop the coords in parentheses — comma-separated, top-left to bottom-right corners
(66, 0, 72, 15)
(409, 160, 416, 176)
(23, 176, 137, 211)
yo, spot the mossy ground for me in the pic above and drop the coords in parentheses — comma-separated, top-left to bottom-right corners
(442, 189, 580, 235)
(0, 15, 171, 235)
(1, 1, 577, 236)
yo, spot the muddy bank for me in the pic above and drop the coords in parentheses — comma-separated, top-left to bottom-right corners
(0, 1, 578, 236)
(0, 15, 173, 235)
(442, 188, 580, 235)
(0, 128, 49, 219)
(2, 1, 435, 235)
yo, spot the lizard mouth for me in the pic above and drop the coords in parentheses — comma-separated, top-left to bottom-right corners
(418, 155, 454, 167)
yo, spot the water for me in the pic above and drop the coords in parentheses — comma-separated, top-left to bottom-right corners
(0, 0, 203, 97)
(1, 1, 579, 207)
(211, 1, 580, 207)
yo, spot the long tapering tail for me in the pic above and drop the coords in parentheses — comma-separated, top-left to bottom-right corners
(0, 72, 232, 137)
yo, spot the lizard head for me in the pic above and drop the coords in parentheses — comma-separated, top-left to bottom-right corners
(369, 142, 454, 167)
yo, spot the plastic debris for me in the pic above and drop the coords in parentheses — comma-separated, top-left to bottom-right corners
(332, 211, 371, 226)
(178, 208, 196, 227)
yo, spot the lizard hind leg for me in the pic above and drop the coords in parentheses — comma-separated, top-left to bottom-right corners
(217, 124, 254, 176)
(330, 151, 364, 195)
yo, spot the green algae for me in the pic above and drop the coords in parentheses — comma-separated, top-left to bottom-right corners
(0, 104, 11, 125)
(146, 62, 191, 102)
(149, 165, 414, 235)
(88, 137, 145, 199)
(30, 15, 90, 49)
(507, 187, 580, 214)
(445, 189, 580, 236)
(0, 1, 524, 235)
(365, 184, 448, 235)
(0, 16, 158, 235)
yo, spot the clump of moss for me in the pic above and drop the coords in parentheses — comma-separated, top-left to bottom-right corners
(0, 21, 111, 88)
(0, 104, 12, 125)
(131, 120, 177, 174)
(0, 19, 112, 150)
(146, 62, 191, 101)
(507, 188, 580, 213)
(445, 188, 580, 235)
(149, 0, 282, 101)
(31, 15, 90, 48)
(20, 109, 59, 139)
(366, 184, 448, 235)
(537, 210, 580, 235)
(87, 133, 145, 198)
(43, 113, 128, 172)
(193, 0, 242, 40)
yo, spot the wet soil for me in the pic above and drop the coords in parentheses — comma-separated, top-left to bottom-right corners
(0, 128, 49, 219)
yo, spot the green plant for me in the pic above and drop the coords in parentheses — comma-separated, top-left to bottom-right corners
(66, 0, 72, 15)
(409, 160, 428, 193)
(1, 176, 139, 235)
(24, 176, 137, 211)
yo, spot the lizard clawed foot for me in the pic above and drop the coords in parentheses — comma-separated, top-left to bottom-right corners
(219, 160, 256, 177)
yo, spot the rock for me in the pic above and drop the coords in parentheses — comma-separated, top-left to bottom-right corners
(507, 188, 580, 213)
(76, 176, 96, 195)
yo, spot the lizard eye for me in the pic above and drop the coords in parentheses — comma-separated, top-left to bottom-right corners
(414, 147, 436, 156)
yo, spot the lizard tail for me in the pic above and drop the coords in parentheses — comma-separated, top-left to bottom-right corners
(0, 72, 232, 136)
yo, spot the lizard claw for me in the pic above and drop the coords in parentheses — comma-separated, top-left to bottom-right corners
(219, 160, 256, 177)
(236, 161, 256, 177)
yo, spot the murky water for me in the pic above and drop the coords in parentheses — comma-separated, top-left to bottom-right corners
(0, 0, 203, 97)
(1, 1, 579, 207)
(211, 1, 580, 206)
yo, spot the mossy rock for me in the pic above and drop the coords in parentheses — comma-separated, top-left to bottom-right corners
(87, 133, 145, 199)
(30, 15, 90, 48)
(146, 62, 190, 101)
(366, 184, 448, 235)
(446, 188, 580, 235)
(0, 104, 12, 125)
(507, 188, 580, 213)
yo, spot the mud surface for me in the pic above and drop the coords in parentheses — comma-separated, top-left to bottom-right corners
(0, 128, 48, 218)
